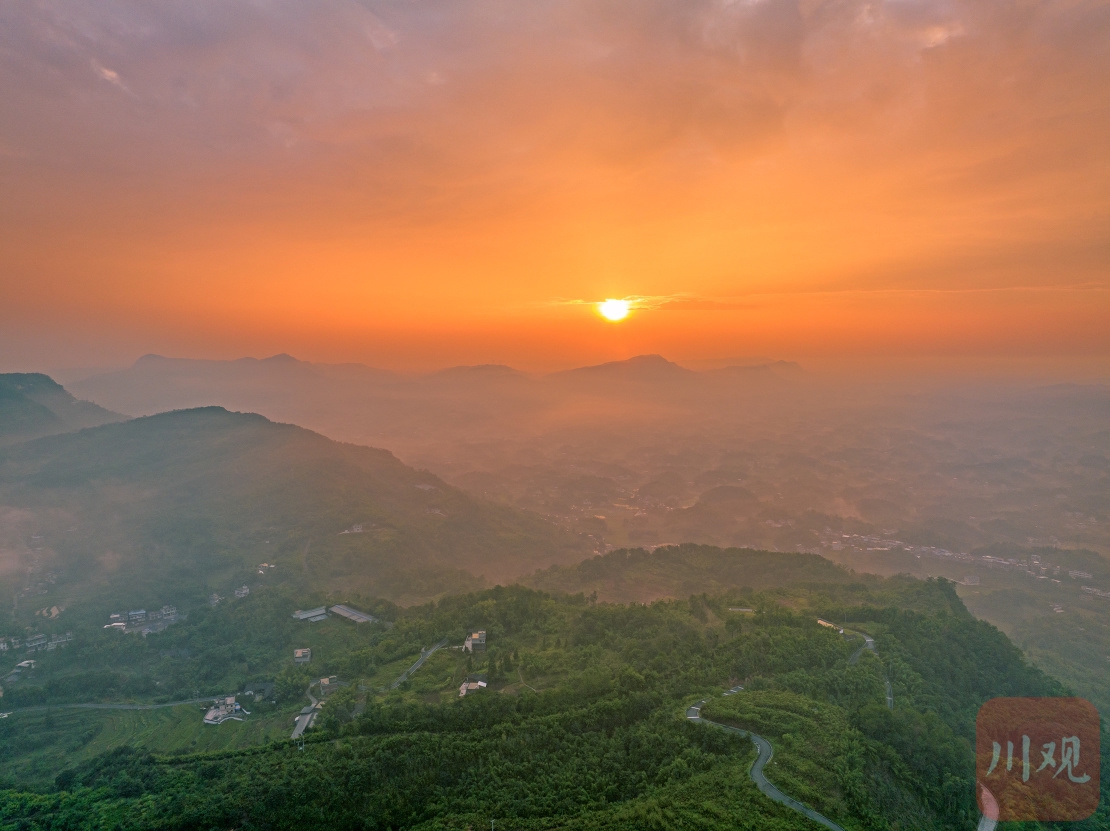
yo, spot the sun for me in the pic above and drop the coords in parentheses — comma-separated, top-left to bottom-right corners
(598, 298, 630, 321)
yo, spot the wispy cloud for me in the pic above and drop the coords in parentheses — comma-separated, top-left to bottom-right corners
(91, 59, 132, 95)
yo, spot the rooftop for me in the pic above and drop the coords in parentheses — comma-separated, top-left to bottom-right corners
(330, 604, 376, 624)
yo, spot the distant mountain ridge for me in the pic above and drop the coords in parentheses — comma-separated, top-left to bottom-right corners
(709, 359, 804, 378)
(550, 354, 698, 382)
(66, 352, 805, 448)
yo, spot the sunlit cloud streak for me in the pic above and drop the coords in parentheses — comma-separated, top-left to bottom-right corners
(551, 282, 1110, 312)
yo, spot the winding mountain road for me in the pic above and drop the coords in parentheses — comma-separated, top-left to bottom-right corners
(845, 631, 893, 710)
(291, 684, 320, 739)
(389, 637, 449, 689)
(687, 699, 847, 831)
(688, 624, 988, 829)
(847, 634, 872, 665)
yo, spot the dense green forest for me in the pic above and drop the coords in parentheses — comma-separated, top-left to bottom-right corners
(1, 578, 1104, 830)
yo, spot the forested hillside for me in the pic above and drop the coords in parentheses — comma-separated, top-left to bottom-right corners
(0, 374, 121, 446)
(0, 406, 589, 620)
(2, 578, 1103, 830)
(525, 544, 866, 602)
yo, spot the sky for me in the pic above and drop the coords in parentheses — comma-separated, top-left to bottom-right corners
(2, 0, 1108, 374)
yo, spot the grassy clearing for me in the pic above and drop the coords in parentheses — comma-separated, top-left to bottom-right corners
(0, 702, 299, 788)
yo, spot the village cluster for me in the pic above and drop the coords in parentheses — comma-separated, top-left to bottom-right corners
(104, 604, 179, 634)
(0, 632, 74, 653)
(239, 614, 492, 738)
(9, 584, 494, 734)
(819, 532, 1110, 598)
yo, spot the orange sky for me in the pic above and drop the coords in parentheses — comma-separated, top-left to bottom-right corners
(1, 0, 1108, 374)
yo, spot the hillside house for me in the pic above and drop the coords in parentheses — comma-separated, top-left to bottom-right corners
(34, 633, 73, 652)
(458, 673, 488, 697)
(105, 605, 179, 635)
(294, 648, 311, 664)
(203, 696, 244, 725)
(292, 607, 328, 622)
(234, 586, 250, 598)
(464, 630, 486, 652)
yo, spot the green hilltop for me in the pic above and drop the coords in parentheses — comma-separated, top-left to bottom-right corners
(525, 544, 868, 603)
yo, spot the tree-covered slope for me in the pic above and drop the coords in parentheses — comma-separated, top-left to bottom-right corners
(525, 544, 868, 602)
(2, 579, 1103, 830)
(0, 407, 590, 617)
(0, 373, 121, 446)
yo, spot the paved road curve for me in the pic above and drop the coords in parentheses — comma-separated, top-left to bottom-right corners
(390, 637, 449, 689)
(846, 628, 988, 827)
(690, 625, 991, 830)
(687, 699, 847, 831)
(845, 631, 893, 710)
(291, 684, 320, 739)
(847, 634, 873, 665)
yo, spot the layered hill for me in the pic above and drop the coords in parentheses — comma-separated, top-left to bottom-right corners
(0, 406, 590, 619)
(0, 373, 121, 446)
(69, 352, 803, 447)
(525, 544, 863, 603)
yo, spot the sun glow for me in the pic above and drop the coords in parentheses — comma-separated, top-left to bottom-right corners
(598, 298, 630, 321)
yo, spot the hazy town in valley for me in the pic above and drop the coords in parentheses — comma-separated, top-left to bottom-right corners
(0, 0, 1108, 828)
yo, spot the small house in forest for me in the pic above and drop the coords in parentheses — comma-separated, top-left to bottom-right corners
(464, 630, 486, 652)
(458, 673, 488, 697)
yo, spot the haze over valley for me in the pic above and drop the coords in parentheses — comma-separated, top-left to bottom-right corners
(5, 364, 1110, 743)
(70, 352, 1110, 561)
